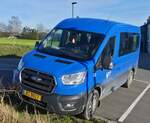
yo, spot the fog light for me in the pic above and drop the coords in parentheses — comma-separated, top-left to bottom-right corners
(65, 103, 74, 108)
(62, 103, 76, 111)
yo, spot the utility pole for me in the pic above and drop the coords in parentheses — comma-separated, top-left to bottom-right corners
(72, 2, 77, 18)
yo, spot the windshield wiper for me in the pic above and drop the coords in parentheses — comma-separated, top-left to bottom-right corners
(38, 47, 85, 60)
(58, 48, 85, 59)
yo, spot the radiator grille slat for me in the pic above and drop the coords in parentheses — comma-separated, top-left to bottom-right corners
(21, 68, 55, 93)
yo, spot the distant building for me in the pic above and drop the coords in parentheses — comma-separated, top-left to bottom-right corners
(141, 16, 150, 53)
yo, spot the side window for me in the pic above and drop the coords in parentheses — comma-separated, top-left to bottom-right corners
(51, 29, 63, 48)
(132, 34, 139, 51)
(119, 33, 139, 56)
(96, 36, 116, 69)
(43, 29, 63, 48)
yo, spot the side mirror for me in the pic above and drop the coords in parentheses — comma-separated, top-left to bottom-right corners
(102, 56, 113, 70)
(35, 41, 40, 49)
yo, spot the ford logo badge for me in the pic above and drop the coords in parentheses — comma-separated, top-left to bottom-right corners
(31, 76, 42, 82)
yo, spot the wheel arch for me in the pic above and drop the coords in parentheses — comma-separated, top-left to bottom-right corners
(95, 85, 102, 98)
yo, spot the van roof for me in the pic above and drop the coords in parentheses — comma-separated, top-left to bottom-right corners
(56, 18, 139, 35)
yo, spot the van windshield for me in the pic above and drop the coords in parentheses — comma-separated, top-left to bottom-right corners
(38, 28, 105, 61)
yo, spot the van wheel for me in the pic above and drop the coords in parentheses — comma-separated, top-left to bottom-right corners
(123, 70, 134, 88)
(83, 90, 99, 120)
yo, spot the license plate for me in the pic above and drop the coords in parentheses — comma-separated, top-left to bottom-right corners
(23, 90, 42, 101)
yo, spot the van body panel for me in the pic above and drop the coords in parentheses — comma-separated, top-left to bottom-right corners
(94, 26, 120, 96)
(93, 24, 141, 97)
(21, 50, 87, 95)
(56, 18, 115, 35)
(14, 18, 141, 115)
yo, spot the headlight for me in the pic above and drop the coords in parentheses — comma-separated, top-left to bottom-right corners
(62, 71, 86, 85)
(17, 59, 24, 70)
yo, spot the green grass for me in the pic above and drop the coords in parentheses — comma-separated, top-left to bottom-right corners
(0, 38, 62, 57)
(0, 44, 33, 58)
(0, 38, 36, 57)
(0, 37, 36, 46)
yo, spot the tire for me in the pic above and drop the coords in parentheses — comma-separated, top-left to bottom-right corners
(83, 90, 99, 120)
(123, 70, 134, 88)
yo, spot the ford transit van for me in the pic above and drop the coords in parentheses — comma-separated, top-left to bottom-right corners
(13, 18, 141, 120)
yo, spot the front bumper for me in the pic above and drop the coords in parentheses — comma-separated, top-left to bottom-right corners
(19, 84, 87, 115)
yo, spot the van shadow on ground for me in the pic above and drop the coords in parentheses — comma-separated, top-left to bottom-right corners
(138, 53, 150, 70)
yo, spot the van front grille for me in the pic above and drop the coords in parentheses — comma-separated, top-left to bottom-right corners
(21, 68, 55, 93)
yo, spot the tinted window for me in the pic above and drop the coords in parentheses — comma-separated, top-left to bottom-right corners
(39, 28, 105, 61)
(102, 36, 115, 58)
(96, 36, 116, 69)
(119, 33, 139, 56)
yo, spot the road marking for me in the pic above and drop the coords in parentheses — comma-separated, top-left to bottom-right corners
(118, 82, 150, 123)
(134, 79, 149, 84)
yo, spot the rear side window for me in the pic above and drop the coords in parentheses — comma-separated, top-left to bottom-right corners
(119, 33, 139, 56)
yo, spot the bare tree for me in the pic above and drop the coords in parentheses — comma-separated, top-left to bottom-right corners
(8, 16, 22, 35)
(36, 23, 45, 33)
(0, 22, 8, 32)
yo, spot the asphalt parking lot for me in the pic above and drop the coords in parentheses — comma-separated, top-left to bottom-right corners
(0, 53, 150, 123)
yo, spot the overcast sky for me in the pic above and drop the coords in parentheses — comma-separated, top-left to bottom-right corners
(0, 0, 150, 29)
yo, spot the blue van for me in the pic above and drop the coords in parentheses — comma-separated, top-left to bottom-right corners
(13, 18, 141, 120)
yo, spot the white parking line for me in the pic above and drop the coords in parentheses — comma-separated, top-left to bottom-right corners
(118, 81, 150, 122)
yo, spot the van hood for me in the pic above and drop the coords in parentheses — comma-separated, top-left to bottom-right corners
(21, 50, 86, 77)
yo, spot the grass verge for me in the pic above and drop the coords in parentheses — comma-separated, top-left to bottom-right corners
(0, 95, 106, 123)
(0, 44, 33, 58)
(0, 38, 36, 46)
(0, 38, 35, 57)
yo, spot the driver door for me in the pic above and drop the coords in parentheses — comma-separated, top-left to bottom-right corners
(95, 36, 119, 98)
